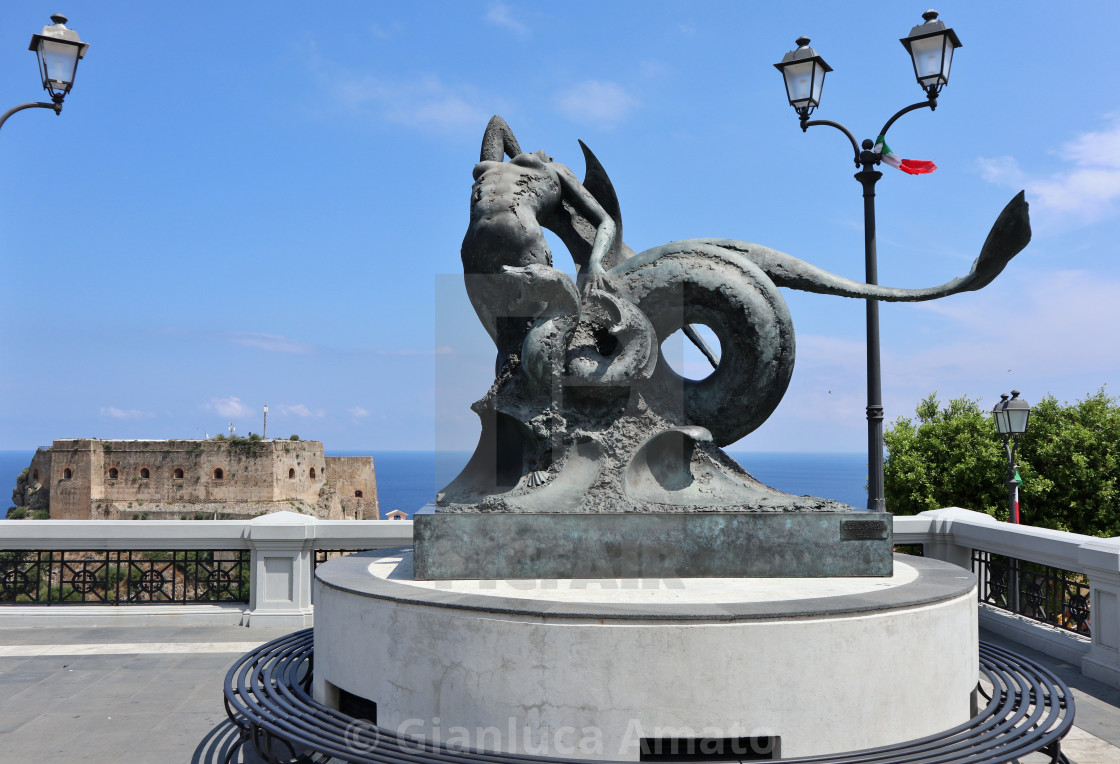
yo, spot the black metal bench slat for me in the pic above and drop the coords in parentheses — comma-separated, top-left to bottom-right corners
(224, 630, 1072, 764)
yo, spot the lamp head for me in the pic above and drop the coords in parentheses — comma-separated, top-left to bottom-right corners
(28, 14, 89, 102)
(900, 10, 962, 99)
(774, 36, 832, 120)
(993, 390, 1030, 437)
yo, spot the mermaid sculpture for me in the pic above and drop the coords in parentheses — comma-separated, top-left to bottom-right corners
(439, 116, 1030, 515)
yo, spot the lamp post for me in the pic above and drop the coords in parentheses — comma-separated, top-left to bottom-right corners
(992, 389, 1030, 613)
(992, 390, 1030, 524)
(0, 14, 89, 134)
(774, 10, 961, 512)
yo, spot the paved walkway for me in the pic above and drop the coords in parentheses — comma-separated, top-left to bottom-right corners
(0, 623, 1116, 762)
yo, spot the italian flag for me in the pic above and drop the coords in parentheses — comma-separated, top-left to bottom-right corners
(873, 134, 937, 175)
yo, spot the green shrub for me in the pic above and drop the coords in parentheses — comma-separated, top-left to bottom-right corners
(6, 506, 28, 520)
(886, 388, 1120, 536)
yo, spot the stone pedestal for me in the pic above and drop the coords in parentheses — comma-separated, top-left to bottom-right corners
(414, 512, 893, 579)
(314, 550, 976, 760)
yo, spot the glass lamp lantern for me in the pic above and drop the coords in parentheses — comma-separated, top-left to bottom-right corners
(900, 10, 962, 97)
(774, 37, 832, 118)
(992, 394, 1011, 435)
(993, 390, 1030, 436)
(1003, 390, 1030, 434)
(28, 14, 89, 101)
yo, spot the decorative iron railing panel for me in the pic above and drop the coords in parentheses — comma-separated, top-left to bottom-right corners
(313, 549, 366, 570)
(0, 550, 249, 605)
(973, 549, 1091, 637)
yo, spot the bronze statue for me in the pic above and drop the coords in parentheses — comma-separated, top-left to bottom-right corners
(441, 116, 1030, 513)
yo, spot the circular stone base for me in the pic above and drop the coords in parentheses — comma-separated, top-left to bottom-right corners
(314, 551, 977, 761)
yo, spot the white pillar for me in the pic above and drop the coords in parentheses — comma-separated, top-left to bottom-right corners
(244, 511, 317, 628)
(1079, 538, 1120, 688)
(916, 507, 998, 570)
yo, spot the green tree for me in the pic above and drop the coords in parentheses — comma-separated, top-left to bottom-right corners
(884, 388, 1120, 537)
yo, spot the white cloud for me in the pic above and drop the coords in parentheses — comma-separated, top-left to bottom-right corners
(555, 80, 639, 128)
(278, 403, 324, 418)
(307, 42, 491, 132)
(349, 406, 370, 418)
(979, 117, 1120, 225)
(876, 269, 1120, 415)
(743, 269, 1120, 449)
(340, 72, 489, 131)
(228, 332, 311, 354)
(486, 3, 530, 38)
(206, 396, 252, 418)
(100, 406, 147, 419)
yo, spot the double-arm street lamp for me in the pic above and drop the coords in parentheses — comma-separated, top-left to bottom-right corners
(992, 390, 1031, 525)
(0, 14, 89, 134)
(774, 10, 962, 511)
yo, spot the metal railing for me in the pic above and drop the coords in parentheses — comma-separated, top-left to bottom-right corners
(0, 549, 249, 605)
(972, 549, 1091, 637)
(893, 507, 1120, 689)
(313, 549, 366, 570)
(0, 513, 413, 627)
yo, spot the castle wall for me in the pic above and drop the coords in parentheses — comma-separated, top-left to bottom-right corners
(25, 438, 365, 520)
(325, 456, 379, 519)
(49, 440, 100, 520)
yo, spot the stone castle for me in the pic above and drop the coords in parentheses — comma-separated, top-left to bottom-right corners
(11, 438, 378, 520)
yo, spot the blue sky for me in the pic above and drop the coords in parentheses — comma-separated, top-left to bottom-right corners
(1, 1, 1117, 452)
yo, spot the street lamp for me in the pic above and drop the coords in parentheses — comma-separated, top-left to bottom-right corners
(900, 10, 963, 98)
(774, 10, 962, 512)
(0, 14, 89, 133)
(993, 390, 1030, 524)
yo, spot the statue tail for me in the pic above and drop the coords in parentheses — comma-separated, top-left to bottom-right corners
(666, 191, 1030, 303)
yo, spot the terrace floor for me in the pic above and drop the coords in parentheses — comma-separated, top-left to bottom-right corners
(0, 623, 1117, 763)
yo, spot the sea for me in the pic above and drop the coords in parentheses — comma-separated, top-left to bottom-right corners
(0, 449, 869, 519)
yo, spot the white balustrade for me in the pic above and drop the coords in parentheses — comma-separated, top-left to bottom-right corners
(896, 507, 1120, 688)
(2, 506, 1118, 689)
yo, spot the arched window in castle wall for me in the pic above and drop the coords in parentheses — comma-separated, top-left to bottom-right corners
(214, 468, 224, 480)
(63, 467, 72, 480)
(140, 467, 150, 479)
(109, 467, 119, 479)
(288, 468, 295, 479)
(309, 467, 317, 479)
(355, 490, 363, 498)
(173, 468, 184, 479)
(32, 469, 39, 481)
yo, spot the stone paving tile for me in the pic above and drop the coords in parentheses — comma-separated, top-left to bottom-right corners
(0, 711, 36, 734)
(1, 711, 102, 757)
(1021, 725, 1118, 764)
(65, 676, 149, 701)
(36, 712, 168, 760)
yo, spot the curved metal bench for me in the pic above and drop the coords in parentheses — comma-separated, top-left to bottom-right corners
(223, 629, 1073, 764)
